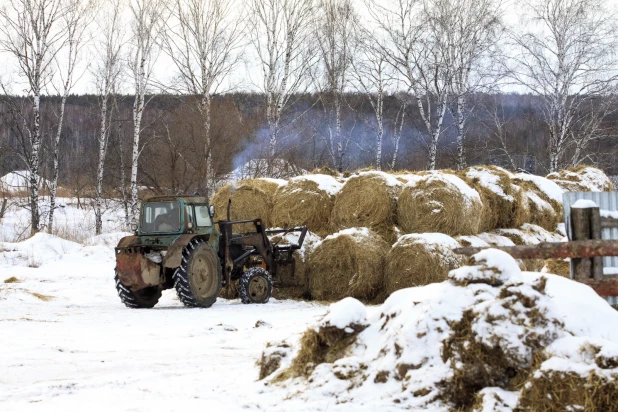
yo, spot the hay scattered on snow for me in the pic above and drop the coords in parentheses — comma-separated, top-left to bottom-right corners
(542, 258, 571, 278)
(331, 172, 402, 242)
(271, 174, 342, 236)
(306, 228, 389, 301)
(385, 233, 464, 296)
(547, 165, 614, 192)
(398, 172, 482, 236)
(210, 178, 283, 232)
(4, 276, 20, 283)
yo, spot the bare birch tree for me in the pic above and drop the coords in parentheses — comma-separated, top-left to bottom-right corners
(93, 0, 124, 235)
(48, 0, 95, 234)
(128, 0, 166, 224)
(510, 0, 618, 172)
(350, 29, 390, 170)
(366, 0, 453, 170)
(433, 0, 504, 170)
(163, 0, 243, 196)
(0, 0, 67, 234)
(314, 0, 356, 172)
(247, 0, 316, 160)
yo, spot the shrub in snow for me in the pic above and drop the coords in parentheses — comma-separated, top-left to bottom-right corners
(258, 249, 618, 411)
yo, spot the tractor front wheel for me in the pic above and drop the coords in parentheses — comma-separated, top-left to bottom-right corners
(239, 267, 273, 304)
(115, 272, 162, 308)
(173, 238, 222, 308)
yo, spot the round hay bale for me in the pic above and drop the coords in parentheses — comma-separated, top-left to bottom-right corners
(210, 178, 284, 232)
(271, 175, 342, 236)
(491, 224, 562, 271)
(514, 173, 563, 231)
(459, 166, 524, 231)
(547, 165, 614, 192)
(398, 172, 483, 236)
(542, 258, 570, 278)
(269, 231, 321, 300)
(385, 233, 464, 296)
(331, 172, 402, 242)
(307, 228, 389, 301)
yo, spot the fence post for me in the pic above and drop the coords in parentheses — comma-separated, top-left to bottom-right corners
(570, 203, 604, 280)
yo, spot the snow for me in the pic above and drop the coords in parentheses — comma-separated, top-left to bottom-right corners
(547, 167, 613, 192)
(259, 178, 288, 186)
(406, 171, 481, 206)
(319, 298, 368, 330)
(571, 199, 598, 208)
(289, 174, 343, 195)
(514, 173, 564, 203)
(0, 233, 327, 411)
(601, 209, 618, 219)
(466, 167, 514, 201)
(0, 170, 51, 193)
(320, 227, 372, 244)
(457, 235, 491, 248)
(449, 249, 522, 285)
(267, 229, 321, 260)
(477, 232, 516, 247)
(357, 170, 403, 187)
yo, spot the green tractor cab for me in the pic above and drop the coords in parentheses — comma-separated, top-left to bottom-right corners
(114, 195, 306, 309)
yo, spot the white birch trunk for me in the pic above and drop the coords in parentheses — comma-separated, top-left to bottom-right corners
(456, 94, 466, 170)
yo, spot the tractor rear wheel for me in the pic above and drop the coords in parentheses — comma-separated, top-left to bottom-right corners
(114, 271, 162, 308)
(173, 238, 221, 308)
(239, 267, 273, 304)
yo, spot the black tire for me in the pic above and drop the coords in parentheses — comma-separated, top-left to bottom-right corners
(239, 267, 273, 304)
(173, 238, 222, 308)
(114, 271, 162, 308)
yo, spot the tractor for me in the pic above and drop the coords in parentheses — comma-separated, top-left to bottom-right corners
(114, 195, 307, 308)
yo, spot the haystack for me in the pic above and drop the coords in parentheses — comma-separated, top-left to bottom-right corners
(385, 233, 464, 296)
(491, 224, 563, 271)
(398, 172, 483, 236)
(331, 172, 401, 242)
(514, 173, 564, 231)
(271, 175, 342, 236)
(459, 166, 527, 231)
(542, 258, 570, 278)
(306, 228, 389, 301)
(547, 165, 614, 192)
(210, 178, 284, 232)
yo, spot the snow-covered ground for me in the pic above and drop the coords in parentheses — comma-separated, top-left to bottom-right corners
(0, 233, 327, 412)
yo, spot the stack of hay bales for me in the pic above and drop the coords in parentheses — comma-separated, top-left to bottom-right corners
(268, 230, 321, 299)
(306, 228, 389, 301)
(210, 178, 285, 232)
(398, 172, 483, 236)
(385, 233, 464, 295)
(513, 173, 564, 231)
(547, 165, 614, 192)
(490, 224, 563, 271)
(331, 172, 401, 242)
(459, 166, 528, 231)
(271, 174, 342, 236)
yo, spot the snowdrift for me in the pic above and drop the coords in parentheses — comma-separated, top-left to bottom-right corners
(257, 249, 618, 411)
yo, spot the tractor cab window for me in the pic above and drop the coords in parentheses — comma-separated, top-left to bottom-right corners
(195, 205, 213, 227)
(141, 201, 181, 233)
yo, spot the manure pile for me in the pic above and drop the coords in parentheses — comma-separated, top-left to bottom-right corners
(257, 250, 618, 411)
(210, 166, 612, 302)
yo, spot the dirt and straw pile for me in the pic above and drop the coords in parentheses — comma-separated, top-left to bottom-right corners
(305, 228, 389, 302)
(257, 249, 618, 411)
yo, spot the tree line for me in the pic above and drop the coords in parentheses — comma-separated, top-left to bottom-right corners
(0, 0, 617, 235)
